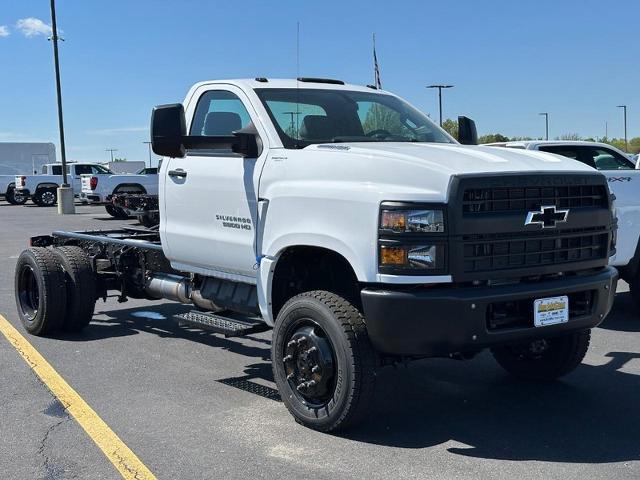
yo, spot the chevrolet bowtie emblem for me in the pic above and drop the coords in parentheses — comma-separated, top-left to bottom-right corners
(525, 205, 569, 229)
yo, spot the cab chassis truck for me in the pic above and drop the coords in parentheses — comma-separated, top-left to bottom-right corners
(15, 78, 618, 431)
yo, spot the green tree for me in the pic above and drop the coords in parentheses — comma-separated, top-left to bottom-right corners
(113, 157, 127, 162)
(478, 133, 510, 144)
(440, 118, 458, 139)
(362, 104, 408, 136)
(557, 133, 581, 141)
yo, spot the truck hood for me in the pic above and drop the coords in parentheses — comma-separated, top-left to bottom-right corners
(309, 142, 595, 175)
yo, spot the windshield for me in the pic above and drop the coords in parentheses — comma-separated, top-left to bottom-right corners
(255, 88, 455, 149)
(93, 165, 112, 174)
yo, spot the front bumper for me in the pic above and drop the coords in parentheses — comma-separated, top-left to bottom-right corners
(361, 267, 618, 356)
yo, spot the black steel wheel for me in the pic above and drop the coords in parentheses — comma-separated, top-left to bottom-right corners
(491, 330, 591, 381)
(53, 246, 97, 332)
(14, 248, 67, 336)
(33, 188, 57, 207)
(272, 291, 377, 432)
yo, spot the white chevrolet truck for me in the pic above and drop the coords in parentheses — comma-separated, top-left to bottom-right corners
(14, 162, 112, 206)
(79, 168, 159, 218)
(486, 140, 640, 308)
(15, 78, 617, 431)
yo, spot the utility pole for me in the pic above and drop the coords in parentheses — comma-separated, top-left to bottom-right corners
(426, 85, 453, 126)
(143, 142, 153, 168)
(539, 112, 549, 140)
(617, 105, 628, 152)
(49, 0, 74, 214)
(106, 148, 118, 162)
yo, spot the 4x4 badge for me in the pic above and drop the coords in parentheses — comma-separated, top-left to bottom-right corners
(525, 205, 569, 229)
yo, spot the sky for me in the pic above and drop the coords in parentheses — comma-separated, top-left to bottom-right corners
(1, 0, 639, 163)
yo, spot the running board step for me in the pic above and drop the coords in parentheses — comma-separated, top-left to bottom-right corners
(174, 310, 270, 337)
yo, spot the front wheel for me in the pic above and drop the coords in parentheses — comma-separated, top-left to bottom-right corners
(272, 291, 377, 432)
(491, 330, 591, 381)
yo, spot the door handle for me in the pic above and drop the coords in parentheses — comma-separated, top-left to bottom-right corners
(168, 169, 187, 178)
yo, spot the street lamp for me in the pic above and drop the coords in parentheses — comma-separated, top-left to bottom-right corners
(539, 112, 549, 140)
(617, 105, 628, 152)
(426, 84, 454, 126)
(49, 0, 74, 214)
(143, 141, 152, 167)
(106, 148, 118, 162)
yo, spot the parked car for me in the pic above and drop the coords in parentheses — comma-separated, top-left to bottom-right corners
(486, 140, 640, 306)
(14, 163, 112, 206)
(0, 175, 27, 205)
(17, 78, 617, 432)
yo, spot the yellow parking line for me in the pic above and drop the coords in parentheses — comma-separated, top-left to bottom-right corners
(0, 314, 156, 480)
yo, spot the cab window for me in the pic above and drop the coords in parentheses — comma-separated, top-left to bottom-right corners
(74, 165, 94, 175)
(538, 145, 595, 168)
(586, 147, 635, 170)
(190, 90, 251, 138)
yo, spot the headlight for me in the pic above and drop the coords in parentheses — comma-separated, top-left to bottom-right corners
(380, 245, 438, 270)
(380, 209, 444, 233)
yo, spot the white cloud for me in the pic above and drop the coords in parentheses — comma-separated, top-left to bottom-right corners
(87, 126, 148, 136)
(0, 26, 9, 37)
(15, 17, 52, 37)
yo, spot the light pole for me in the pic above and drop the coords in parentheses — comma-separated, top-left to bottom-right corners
(539, 112, 549, 140)
(49, 0, 74, 214)
(617, 105, 628, 152)
(426, 85, 453, 126)
(106, 148, 117, 162)
(143, 141, 152, 167)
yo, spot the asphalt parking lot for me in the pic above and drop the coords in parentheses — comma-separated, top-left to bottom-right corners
(0, 203, 639, 480)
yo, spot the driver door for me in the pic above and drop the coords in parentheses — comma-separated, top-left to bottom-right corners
(161, 85, 268, 280)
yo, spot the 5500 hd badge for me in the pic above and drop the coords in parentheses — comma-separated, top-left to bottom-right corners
(216, 214, 252, 231)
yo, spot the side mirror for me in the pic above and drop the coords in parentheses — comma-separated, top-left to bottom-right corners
(151, 104, 186, 158)
(458, 116, 478, 145)
(231, 123, 263, 158)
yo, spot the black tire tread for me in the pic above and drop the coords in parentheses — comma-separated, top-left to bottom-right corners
(276, 290, 377, 432)
(491, 330, 591, 381)
(54, 246, 96, 332)
(15, 248, 66, 336)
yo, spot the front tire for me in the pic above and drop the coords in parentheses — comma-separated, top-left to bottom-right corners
(14, 248, 67, 336)
(53, 246, 97, 332)
(272, 291, 377, 432)
(491, 330, 591, 381)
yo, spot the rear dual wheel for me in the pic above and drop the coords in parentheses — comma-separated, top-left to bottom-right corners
(15, 247, 96, 336)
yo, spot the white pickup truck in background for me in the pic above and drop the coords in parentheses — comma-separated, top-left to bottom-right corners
(80, 167, 159, 217)
(486, 140, 640, 307)
(14, 163, 112, 206)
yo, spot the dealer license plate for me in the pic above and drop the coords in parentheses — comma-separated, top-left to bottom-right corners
(534, 296, 569, 327)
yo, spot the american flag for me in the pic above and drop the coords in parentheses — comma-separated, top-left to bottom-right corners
(373, 33, 382, 89)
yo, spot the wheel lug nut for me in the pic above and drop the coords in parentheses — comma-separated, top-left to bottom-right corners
(286, 372, 295, 380)
(297, 337, 306, 345)
(307, 346, 318, 354)
(287, 340, 297, 348)
(311, 365, 320, 373)
(296, 383, 306, 391)
(283, 354, 293, 363)
(306, 380, 317, 387)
